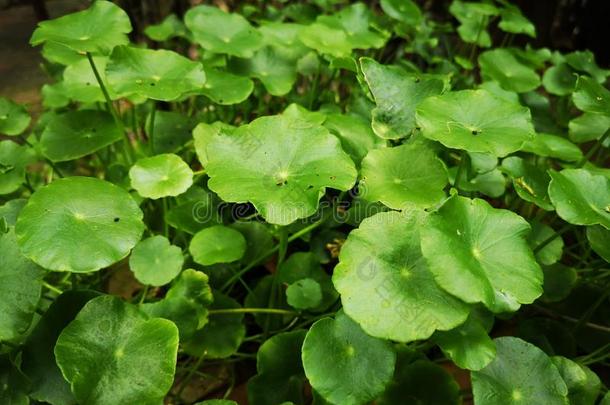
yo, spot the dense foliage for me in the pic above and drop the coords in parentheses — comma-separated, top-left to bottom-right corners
(1, 0, 609, 404)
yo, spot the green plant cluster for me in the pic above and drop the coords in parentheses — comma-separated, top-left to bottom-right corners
(0, 0, 609, 404)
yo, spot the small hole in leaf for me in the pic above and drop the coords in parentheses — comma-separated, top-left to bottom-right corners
(307, 185, 314, 190)
(330, 176, 337, 180)
(114, 217, 120, 223)
(471, 130, 479, 135)
(86, 82, 91, 86)
(219, 99, 224, 103)
(150, 83, 156, 86)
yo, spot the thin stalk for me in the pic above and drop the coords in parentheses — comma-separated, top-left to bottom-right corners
(263, 227, 289, 337)
(21, 135, 64, 178)
(533, 223, 572, 254)
(42, 281, 63, 295)
(220, 218, 326, 292)
(162, 198, 169, 237)
(86, 52, 133, 164)
(149, 102, 157, 153)
(578, 128, 610, 167)
(175, 355, 205, 399)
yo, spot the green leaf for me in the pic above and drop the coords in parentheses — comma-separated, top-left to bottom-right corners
(231, 221, 275, 264)
(189, 225, 247, 266)
(206, 115, 357, 225)
(30, 1, 131, 54)
(246, 275, 292, 331)
(378, 356, 460, 405)
(334, 210, 469, 342)
(286, 278, 323, 310)
(144, 14, 191, 42)
(542, 64, 577, 96)
(277, 252, 338, 313)
(587, 225, 610, 263)
(471, 337, 569, 405)
(302, 312, 396, 405)
(0, 356, 29, 405)
(21, 290, 99, 405)
(572, 76, 610, 116)
(183, 292, 245, 358)
(42, 83, 70, 109)
(479, 49, 540, 93)
(479, 80, 520, 103)
(165, 186, 223, 234)
(521, 133, 583, 162)
(501, 156, 553, 211)
(449, 0, 498, 47)
(193, 121, 235, 167)
(548, 169, 610, 228)
(106, 46, 206, 101)
(569, 113, 610, 143)
(380, 0, 422, 25)
(528, 223, 564, 266)
(0, 97, 30, 136)
(299, 23, 352, 58)
(541, 264, 578, 303)
(55, 295, 179, 405)
(0, 199, 27, 227)
(433, 313, 496, 371)
(142, 269, 212, 340)
(229, 46, 298, 97)
(416, 89, 535, 157)
(62, 56, 109, 103)
(200, 67, 253, 104)
(498, 3, 536, 37)
(552, 356, 601, 405)
(184, 5, 263, 58)
(360, 142, 448, 209)
(146, 111, 194, 154)
(0, 229, 44, 341)
(565, 50, 610, 83)
(129, 153, 193, 199)
(16, 177, 145, 272)
(248, 330, 307, 405)
(360, 57, 444, 139)
(322, 113, 385, 167)
(40, 110, 122, 162)
(420, 195, 543, 313)
(129, 235, 183, 286)
(0, 140, 36, 195)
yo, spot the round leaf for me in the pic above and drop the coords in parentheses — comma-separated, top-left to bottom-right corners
(129, 153, 193, 199)
(106, 46, 206, 101)
(360, 58, 444, 139)
(420, 195, 543, 313)
(548, 169, 610, 228)
(54, 295, 179, 405)
(360, 142, 448, 209)
(0, 140, 36, 195)
(501, 156, 553, 210)
(587, 225, 610, 263)
(286, 278, 323, 310)
(184, 5, 263, 58)
(433, 314, 496, 371)
(378, 357, 460, 405)
(528, 223, 564, 266)
(334, 210, 469, 342)
(552, 356, 601, 405)
(189, 225, 247, 266)
(206, 115, 357, 225)
(30, 1, 131, 54)
(521, 133, 583, 162)
(572, 76, 610, 116)
(541, 264, 578, 303)
(471, 337, 569, 405)
(200, 67, 253, 105)
(0, 98, 30, 136)
(129, 235, 183, 286)
(479, 49, 540, 93)
(302, 312, 396, 405)
(416, 89, 535, 157)
(542, 64, 577, 96)
(16, 177, 145, 272)
(248, 330, 307, 405)
(40, 110, 123, 162)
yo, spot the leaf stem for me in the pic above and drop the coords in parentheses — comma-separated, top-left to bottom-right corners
(149, 102, 156, 153)
(86, 52, 133, 164)
(42, 280, 63, 295)
(532, 223, 572, 254)
(578, 128, 610, 167)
